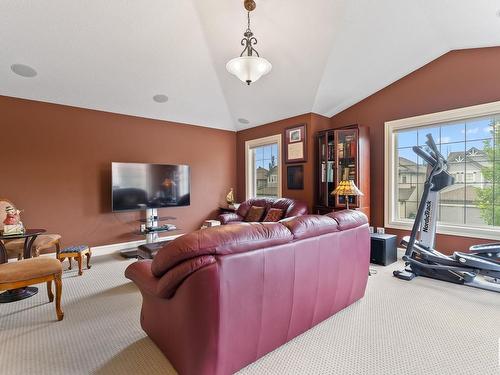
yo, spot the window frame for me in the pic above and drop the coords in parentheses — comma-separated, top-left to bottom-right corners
(384, 100, 500, 241)
(245, 134, 282, 200)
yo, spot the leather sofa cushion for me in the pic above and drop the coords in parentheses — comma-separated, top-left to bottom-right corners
(0, 257, 62, 284)
(244, 206, 266, 222)
(151, 222, 293, 277)
(262, 208, 284, 222)
(281, 215, 338, 240)
(218, 212, 243, 225)
(326, 210, 368, 231)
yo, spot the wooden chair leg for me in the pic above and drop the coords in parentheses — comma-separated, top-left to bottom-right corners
(55, 240, 61, 258)
(68, 257, 72, 270)
(17, 253, 22, 261)
(86, 250, 91, 269)
(77, 254, 83, 276)
(54, 273, 64, 321)
(47, 280, 54, 302)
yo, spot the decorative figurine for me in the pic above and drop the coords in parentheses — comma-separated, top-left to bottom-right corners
(225, 188, 240, 210)
(226, 188, 235, 206)
(3, 205, 24, 235)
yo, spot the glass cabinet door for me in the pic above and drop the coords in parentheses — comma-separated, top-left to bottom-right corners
(318, 133, 327, 206)
(326, 131, 335, 206)
(318, 131, 335, 207)
(335, 128, 358, 208)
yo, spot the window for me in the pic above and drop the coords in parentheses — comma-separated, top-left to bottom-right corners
(385, 100, 500, 240)
(245, 134, 282, 199)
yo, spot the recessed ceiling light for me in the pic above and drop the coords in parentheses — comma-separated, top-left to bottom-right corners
(11, 64, 37, 78)
(153, 94, 168, 103)
(238, 118, 250, 124)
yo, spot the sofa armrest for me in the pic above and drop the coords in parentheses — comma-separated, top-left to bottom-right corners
(218, 212, 243, 225)
(156, 255, 216, 299)
(124, 260, 158, 296)
(283, 199, 309, 218)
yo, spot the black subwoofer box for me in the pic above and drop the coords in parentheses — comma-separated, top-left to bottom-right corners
(370, 233, 397, 266)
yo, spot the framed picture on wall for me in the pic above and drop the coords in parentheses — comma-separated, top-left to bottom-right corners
(287, 164, 304, 190)
(284, 124, 307, 163)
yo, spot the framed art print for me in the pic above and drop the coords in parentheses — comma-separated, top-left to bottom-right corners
(287, 164, 304, 190)
(284, 124, 307, 163)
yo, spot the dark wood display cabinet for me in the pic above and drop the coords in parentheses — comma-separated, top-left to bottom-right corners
(315, 125, 370, 218)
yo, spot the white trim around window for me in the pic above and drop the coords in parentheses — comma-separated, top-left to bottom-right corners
(245, 134, 282, 200)
(384, 100, 500, 241)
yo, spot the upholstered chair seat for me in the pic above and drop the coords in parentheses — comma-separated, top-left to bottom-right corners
(0, 257, 62, 283)
(0, 257, 64, 321)
(4, 234, 62, 259)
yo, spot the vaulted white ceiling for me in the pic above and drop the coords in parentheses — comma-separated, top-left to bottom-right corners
(1, 1, 500, 132)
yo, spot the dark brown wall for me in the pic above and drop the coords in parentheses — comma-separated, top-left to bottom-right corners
(329, 47, 500, 253)
(236, 47, 500, 253)
(236, 113, 330, 210)
(0, 96, 236, 249)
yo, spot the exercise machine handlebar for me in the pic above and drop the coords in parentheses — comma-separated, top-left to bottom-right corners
(411, 134, 447, 167)
(412, 145, 437, 166)
(425, 134, 447, 165)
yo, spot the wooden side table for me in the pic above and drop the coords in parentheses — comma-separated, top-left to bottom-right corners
(0, 229, 46, 302)
(219, 206, 237, 214)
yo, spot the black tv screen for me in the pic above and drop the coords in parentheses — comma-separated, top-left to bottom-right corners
(112, 162, 190, 211)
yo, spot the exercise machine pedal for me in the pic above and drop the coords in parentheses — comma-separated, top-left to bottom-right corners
(393, 270, 415, 281)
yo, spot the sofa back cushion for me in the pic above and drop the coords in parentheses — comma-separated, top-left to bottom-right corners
(236, 198, 308, 221)
(151, 222, 293, 277)
(244, 206, 266, 222)
(262, 208, 284, 222)
(326, 210, 368, 231)
(280, 214, 338, 240)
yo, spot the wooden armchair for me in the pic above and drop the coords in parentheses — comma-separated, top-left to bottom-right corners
(0, 257, 64, 320)
(0, 199, 64, 320)
(0, 199, 62, 259)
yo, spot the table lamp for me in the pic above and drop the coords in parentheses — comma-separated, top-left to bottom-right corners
(331, 180, 363, 210)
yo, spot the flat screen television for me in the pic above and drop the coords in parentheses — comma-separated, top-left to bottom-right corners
(112, 162, 190, 211)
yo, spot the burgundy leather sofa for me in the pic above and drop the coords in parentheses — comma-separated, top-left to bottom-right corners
(218, 197, 308, 224)
(125, 210, 370, 375)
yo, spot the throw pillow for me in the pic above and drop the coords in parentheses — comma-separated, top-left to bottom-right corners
(244, 206, 266, 222)
(262, 208, 284, 222)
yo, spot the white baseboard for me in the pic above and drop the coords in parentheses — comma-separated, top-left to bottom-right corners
(33, 233, 184, 259)
(91, 240, 145, 256)
(91, 234, 184, 256)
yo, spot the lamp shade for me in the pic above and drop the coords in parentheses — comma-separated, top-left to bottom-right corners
(331, 180, 364, 197)
(226, 56, 272, 85)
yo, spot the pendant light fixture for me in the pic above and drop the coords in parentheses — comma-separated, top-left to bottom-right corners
(226, 0, 272, 85)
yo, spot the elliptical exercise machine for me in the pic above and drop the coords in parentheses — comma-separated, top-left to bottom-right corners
(393, 134, 500, 293)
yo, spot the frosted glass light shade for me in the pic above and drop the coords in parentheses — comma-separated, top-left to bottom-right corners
(226, 56, 272, 85)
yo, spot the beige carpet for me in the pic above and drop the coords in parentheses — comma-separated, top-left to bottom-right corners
(1, 253, 499, 375)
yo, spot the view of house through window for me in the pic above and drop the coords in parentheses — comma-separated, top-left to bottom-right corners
(395, 115, 500, 228)
(250, 143, 279, 197)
